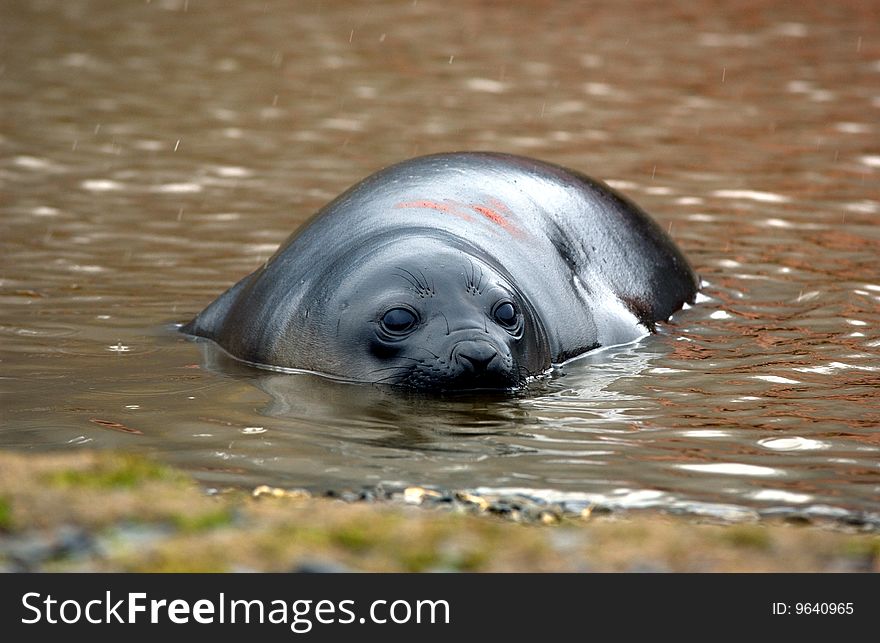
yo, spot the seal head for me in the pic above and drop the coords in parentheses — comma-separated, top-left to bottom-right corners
(323, 237, 551, 390)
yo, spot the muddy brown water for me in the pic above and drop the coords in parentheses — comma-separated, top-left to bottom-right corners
(2, 0, 878, 524)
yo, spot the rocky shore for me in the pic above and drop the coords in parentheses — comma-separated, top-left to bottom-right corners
(1, 450, 876, 572)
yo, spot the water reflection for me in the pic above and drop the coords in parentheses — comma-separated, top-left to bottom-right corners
(192, 337, 663, 460)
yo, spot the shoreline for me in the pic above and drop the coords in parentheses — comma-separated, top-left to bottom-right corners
(1, 450, 876, 572)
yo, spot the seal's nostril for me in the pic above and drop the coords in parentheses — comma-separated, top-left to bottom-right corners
(455, 342, 498, 372)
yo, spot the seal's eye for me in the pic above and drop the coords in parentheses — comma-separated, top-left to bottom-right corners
(493, 301, 518, 328)
(380, 307, 418, 334)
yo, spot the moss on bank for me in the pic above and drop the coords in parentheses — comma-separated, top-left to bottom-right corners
(0, 450, 876, 573)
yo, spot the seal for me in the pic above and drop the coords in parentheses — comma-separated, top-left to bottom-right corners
(182, 152, 699, 391)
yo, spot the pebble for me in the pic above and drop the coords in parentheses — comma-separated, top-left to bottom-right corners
(304, 484, 880, 532)
(403, 486, 443, 505)
(252, 485, 310, 500)
(456, 492, 490, 511)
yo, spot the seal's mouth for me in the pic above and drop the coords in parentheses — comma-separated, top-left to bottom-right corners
(374, 336, 526, 392)
(442, 371, 523, 392)
(380, 362, 528, 393)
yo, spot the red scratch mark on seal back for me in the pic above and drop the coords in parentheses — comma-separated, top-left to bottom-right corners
(487, 198, 512, 214)
(396, 198, 521, 235)
(471, 205, 507, 226)
(471, 203, 521, 235)
(395, 200, 473, 221)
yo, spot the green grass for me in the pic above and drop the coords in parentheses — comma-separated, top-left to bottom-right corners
(46, 454, 183, 489)
(719, 525, 772, 550)
(331, 525, 376, 552)
(0, 496, 12, 531)
(171, 507, 236, 533)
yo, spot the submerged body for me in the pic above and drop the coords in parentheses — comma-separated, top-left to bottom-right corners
(182, 152, 699, 390)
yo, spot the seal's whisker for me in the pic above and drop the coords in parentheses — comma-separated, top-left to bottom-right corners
(395, 266, 432, 297)
(412, 346, 441, 359)
(393, 268, 421, 291)
(373, 373, 406, 385)
(516, 365, 533, 388)
(464, 258, 476, 293)
(369, 364, 415, 374)
(417, 268, 430, 291)
(439, 311, 450, 335)
(371, 364, 416, 379)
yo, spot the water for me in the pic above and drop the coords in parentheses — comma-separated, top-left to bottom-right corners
(2, 0, 879, 525)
